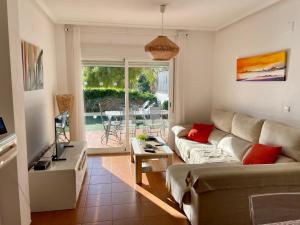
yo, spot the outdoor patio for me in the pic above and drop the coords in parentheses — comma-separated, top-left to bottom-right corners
(85, 120, 169, 149)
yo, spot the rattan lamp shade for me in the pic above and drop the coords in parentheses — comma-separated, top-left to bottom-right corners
(145, 35, 179, 61)
(56, 94, 74, 114)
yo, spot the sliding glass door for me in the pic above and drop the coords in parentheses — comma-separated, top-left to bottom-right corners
(82, 60, 171, 152)
(128, 62, 170, 142)
(82, 61, 126, 151)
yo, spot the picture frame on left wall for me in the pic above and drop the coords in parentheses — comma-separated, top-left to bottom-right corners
(21, 41, 44, 91)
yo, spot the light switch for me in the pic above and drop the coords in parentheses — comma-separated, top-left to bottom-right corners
(284, 106, 291, 113)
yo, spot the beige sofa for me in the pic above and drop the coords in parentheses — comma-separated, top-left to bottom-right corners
(167, 109, 300, 225)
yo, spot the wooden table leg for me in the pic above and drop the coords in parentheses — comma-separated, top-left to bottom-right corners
(130, 143, 134, 163)
(135, 156, 142, 184)
(167, 154, 173, 167)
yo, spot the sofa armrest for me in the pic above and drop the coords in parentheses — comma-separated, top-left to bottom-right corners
(188, 163, 300, 194)
(172, 124, 192, 138)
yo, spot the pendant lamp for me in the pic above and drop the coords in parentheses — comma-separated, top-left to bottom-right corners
(145, 4, 179, 60)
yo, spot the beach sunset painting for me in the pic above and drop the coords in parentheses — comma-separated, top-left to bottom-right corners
(237, 51, 287, 81)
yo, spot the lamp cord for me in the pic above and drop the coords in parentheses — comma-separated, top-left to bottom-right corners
(160, 4, 166, 36)
(161, 10, 164, 35)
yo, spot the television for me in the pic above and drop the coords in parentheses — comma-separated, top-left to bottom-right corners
(52, 111, 70, 160)
(0, 117, 7, 135)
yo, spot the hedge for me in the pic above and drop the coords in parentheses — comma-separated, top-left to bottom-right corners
(83, 88, 157, 112)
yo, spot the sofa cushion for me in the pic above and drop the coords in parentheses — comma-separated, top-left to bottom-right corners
(259, 120, 300, 161)
(189, 147, 238, 164)
(275, 155, 295, 163)
(172, 124, 192, 138)
(208, 128, 229, 146)
(211, 109, 235, 133)
(187, 123, 214, 143)
(217, 135, 252, 160)
(242, 152, 295, 164)
(243, 144, 281, 165)
(232, 113, 264, 143)
(175, 138, 210, 162)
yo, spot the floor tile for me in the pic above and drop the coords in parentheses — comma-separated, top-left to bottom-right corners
(112, 204, 140, 220)
(111, 175, 123, 183)
(91, 168, 111, 176)
(53, 208, 84, 225)
(111, 182, 134, 193)
(76, 192, 87, 208)
(83, 222, 112, 225)
(92, 162, 104, 169)
(90, 175, 112, 184)
(88, 184, 112, 195)
(30, 212, 56, 225)
(83, 206, 113, 223)
(111, 192, 139, 205)
(113, 217, 148, 225)
(86, 194, 112, 207)
(140, 202, 169, 217)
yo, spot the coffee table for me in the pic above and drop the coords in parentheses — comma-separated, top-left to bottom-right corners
(130, 137, 173, 184)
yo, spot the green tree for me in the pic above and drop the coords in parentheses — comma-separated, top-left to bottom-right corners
(137, 74, 150, 92)
(83, 66, 165, 95)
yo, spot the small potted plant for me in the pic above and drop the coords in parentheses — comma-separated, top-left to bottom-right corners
(137, 134, 147, 145)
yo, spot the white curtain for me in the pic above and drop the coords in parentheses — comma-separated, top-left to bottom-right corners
(167, 32, 189, 147)
(65, 26, 86, 142)
(173, 32, 189, 125)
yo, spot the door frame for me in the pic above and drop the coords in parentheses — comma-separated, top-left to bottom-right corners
(82, 58, 173, 154)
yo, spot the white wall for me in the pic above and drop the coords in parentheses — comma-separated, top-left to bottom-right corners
(213, 0, 300, 127)
(1, 0, 32, 224)
(182, 31, 214, 123)
(80, 26, 177, 60)
(0, 0, 15, 135)
(18, 0, 58, 164)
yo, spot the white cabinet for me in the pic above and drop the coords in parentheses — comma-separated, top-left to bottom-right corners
(0, 134, 22, 225)
(29, 142, 87, 212)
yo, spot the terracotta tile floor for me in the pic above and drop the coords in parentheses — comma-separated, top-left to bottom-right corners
(31, 155, 189, 225)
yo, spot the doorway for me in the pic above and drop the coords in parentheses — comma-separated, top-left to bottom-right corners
(82, 60, 171, 152)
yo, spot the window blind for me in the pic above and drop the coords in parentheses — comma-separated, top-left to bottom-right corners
(81, 60, 169, 68)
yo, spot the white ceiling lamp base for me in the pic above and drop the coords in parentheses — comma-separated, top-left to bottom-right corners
(145, 4, 179, 61)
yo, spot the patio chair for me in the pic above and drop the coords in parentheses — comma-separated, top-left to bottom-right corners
(117, 107, 137, 143)
(55, 112, 70, 142)
(141, 100, 150, 110)
(98, 101, 121, 145)
(144, 106, 164, 137)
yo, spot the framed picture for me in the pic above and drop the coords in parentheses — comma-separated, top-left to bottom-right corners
(21, 41, 44, 91)
(237, 51, 287, 81)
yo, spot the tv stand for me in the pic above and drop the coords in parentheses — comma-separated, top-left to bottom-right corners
(64, 144, 74, 148)
(51, 157, 66, 161)
(29, 141, 87, 212)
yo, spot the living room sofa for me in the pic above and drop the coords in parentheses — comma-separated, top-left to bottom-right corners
(167, 109, 300, 225)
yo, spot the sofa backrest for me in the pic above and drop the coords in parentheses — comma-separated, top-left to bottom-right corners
(211, 109, 235, 133)
(259, 120, 300, 162)
(217, 135, 252, 160)
(231, 113, 264, 143)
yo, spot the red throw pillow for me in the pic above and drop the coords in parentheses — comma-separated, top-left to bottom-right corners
(187, 123, 214, 143)
(243, 143, 282, 165)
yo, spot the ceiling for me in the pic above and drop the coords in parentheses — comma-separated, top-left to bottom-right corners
(35, 0, 280, 31)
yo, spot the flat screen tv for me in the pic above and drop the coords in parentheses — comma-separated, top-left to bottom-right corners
(52, 111, 71, 160)
(0, 117, 7, 135)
